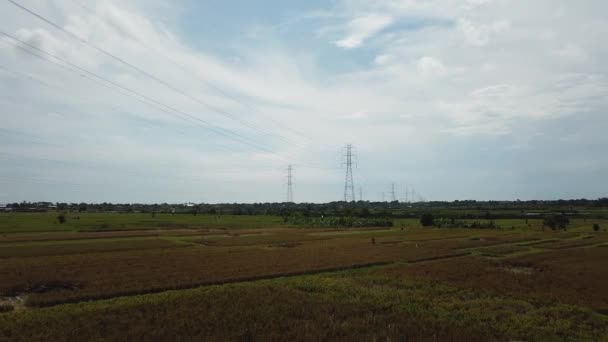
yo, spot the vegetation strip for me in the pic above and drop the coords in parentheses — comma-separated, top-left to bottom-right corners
(25, 261, 394, 308)
(0, 233, 162, 244)
(0, 240, 188, 259)
(458, 238, 540, 251)
(407, 235, 470, 242)
(406, 252, 470, 263)
(516, 239, 558, 246)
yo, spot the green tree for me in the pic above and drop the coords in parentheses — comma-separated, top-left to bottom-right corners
(543, 215, 569, 230)
(420, 213, 435, 227)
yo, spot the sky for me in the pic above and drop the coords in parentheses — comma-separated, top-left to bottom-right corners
(0, 0, 607, 203)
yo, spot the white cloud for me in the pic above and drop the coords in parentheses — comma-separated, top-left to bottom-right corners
(464, 0, 495, 9)
(1, 0, 608, 202)
(338, 110, 369, 120)
(13, 26, 102, 69)
(374, 54, 393, 65)
(555, 44, 587, 62)
(466, 0, 493, 5)
(417, 56, 446, 77)
(335, 14, 393, 48)
(457, 18, 510, 46)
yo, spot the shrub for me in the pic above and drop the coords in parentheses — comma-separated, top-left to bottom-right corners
(543, 215, 569, 230)
(57, 213, 67, 224)
(286, 215, 392, 228)
(593, 224, 600, 232)
(420, 213, 435, 227)
(0, 303, 14, 313)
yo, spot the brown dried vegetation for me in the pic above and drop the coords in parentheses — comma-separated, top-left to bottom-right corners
(376, 245, 608, 311)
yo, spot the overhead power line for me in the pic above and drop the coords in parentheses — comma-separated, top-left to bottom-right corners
(0, 31, 281, 158)
(0, 65, 328, 169)
(3, 1, 344, 170)
(0, 63, 243, 156)
(0, 151, 284, 187)
(8, 0, 322, 157)
(70, 0, 311, 143)
(0, 32, 335, 169)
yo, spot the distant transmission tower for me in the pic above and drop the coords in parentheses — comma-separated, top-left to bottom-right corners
(359, 186, 363, 202)
(391, 183, 397, 202)
(286, 164, 294, 202)
(343, 144, 356, 202)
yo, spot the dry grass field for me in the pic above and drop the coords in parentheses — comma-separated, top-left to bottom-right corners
(1, 213, 607, 341)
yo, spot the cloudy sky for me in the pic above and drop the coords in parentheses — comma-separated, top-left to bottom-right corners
(1, 0, 607, 203)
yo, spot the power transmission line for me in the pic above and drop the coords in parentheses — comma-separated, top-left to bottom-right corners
(7, 0, 328, 161)
(343, 144, 355, 202)
(0, 32, 334, 169)
(1, 32, 336, 170)
(69, 0, 311, 144)
(0, 63, 338, 174)
(0, 63, 244, 156)
(0, 175, 82, 187)
(0, 32, 279, 155)
(0, 72, 339, 202)
(0, 149, 291, 192)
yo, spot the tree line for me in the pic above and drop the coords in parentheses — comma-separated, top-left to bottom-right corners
(4, 198, 608, 219)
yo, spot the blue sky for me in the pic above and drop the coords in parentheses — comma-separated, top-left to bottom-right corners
(0, 0, 607, 203)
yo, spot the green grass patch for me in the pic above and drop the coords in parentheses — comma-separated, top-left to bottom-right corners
(0, 213, 286, 233)
(309, 228, 397, 237)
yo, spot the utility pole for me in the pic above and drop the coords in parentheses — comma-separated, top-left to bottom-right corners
(391, 183, 396, 202)
(286, 164, 293, 203)
(343, 144, 355, 202)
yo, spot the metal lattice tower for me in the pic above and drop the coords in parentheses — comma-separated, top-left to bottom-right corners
(286, 164, 294, 203)
(391, 183, 397, 202)
(343, 144, 355, 202)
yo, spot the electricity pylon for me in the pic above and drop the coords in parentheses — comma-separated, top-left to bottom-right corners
(343, 144, 355, 202)
(286, 164, 293, 202)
